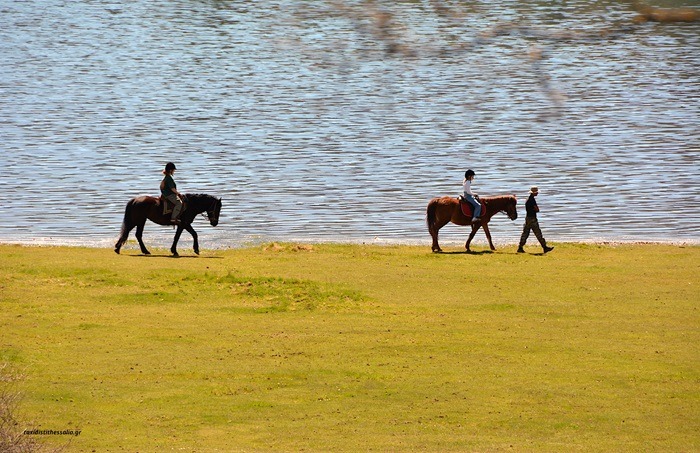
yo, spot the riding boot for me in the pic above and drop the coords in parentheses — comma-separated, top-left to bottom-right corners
(538, 237, 552, 253)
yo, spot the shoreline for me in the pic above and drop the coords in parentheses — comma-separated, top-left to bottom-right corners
(2, 238, 699, 249)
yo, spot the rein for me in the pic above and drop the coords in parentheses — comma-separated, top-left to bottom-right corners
(200, 196, 219, 220)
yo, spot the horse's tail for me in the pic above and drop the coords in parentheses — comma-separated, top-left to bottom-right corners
(426, 198, 438, 234)
(120, 199, 135, 234)
(114, 198, 136, 254)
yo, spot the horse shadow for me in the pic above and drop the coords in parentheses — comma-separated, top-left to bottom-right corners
(439, 250, 494, 255)
(438, 250, 549, 256)
(127, 254, 223, 259)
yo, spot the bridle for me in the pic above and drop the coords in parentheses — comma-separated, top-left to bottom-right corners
(201, 198, 221, 223)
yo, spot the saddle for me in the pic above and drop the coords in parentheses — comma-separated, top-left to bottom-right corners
(458, 196, 485, 219)
(159, 196, 187, 216)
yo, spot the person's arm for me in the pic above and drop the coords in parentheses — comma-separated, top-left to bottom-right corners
(463, 180, 473, 196)
(170, 178, 181, 198)
(163, 175, 181, 197)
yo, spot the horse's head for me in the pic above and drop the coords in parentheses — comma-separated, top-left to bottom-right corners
(505, 195, 518, 221)
(207, 197, 222, 226)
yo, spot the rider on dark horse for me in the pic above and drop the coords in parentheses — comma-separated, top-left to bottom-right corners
(114, 163, 222, 256)
(160, 162, 182, 225)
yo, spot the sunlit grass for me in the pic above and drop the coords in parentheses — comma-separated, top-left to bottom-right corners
(1, 243, 698, 452)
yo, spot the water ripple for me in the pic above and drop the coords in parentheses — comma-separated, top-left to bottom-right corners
(1, 0, 698, 248)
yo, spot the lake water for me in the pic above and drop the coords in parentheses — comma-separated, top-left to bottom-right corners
(1, 0, 699, 250)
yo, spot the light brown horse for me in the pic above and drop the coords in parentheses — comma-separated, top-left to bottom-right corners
(426, 195, 517, 252)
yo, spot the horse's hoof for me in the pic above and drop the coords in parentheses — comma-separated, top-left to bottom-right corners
(114, 248, 120, 254)
(194, 250, 200, 255)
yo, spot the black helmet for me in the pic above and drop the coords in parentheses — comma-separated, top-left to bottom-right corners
(464, 169, 475, 178)
(165, 162, 177, 171)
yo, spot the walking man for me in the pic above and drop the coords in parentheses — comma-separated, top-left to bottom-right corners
(517, 186, 554, 254)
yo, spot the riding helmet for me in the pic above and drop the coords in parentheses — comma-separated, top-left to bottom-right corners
(165, 162, 177, 172)
(464, 169, 475, 178)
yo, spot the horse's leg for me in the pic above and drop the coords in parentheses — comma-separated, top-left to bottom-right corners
(135, 221, 150, 255)
(430, 224, 441, 253)
(465, 223, 480, 252)
(114, 224, 134, 254)
(431, 218, 451, 253)
(170, 225, 184, 256)
(482, 222, 496, 251)
(184, 223, 199, 255)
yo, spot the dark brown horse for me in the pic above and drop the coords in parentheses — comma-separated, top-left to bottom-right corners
(426, 195, 517, 252)
(114, 193, 222, 256)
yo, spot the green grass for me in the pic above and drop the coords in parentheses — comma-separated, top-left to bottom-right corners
(1, 243, 698, 452)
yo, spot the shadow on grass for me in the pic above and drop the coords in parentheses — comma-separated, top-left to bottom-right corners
(126, 254, 223, 259)
(437, 250, 495, 255)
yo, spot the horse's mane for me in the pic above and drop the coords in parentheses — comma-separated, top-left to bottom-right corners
(184, 193, 217, 200)
(483, 194, 517, 202)
(182, 193, 219, 210)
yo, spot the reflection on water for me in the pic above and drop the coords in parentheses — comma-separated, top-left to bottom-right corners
(0, 1, 698, 249)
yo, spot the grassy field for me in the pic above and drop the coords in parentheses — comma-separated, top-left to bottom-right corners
(0, 242, 698, 452)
